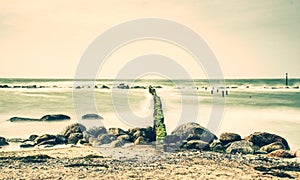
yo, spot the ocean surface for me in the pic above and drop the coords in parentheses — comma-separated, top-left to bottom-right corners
(0, 78, 299, 150)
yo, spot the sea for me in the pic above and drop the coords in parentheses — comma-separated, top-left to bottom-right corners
(0, 78, 299, 150)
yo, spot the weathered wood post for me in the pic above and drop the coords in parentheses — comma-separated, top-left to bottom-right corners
(286, 73, 289, 87)
(149, 85, 167, 149)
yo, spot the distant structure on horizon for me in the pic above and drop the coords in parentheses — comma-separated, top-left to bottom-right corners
(286, 72, 289, 86)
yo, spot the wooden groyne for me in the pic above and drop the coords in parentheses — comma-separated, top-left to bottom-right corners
(149, 86, 167, 145)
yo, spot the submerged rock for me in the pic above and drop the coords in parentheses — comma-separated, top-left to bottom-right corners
(20, 141, 35, 148)
(244, 132, 290, 150)
(226, 140, 254, 154)
(268, 150, 295, 158)
(0, 136, 9, 146)
(9, 117, 41, 122)
(41, 114, 71, 121)
(82, 114, 103, 120)
(171, 122, 217, 144)
(219, 132, 241, 145)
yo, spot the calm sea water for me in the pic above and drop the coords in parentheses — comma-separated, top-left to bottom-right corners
(0, 78, 299, 149)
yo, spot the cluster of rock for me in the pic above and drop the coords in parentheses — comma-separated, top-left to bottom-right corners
(19, 123, 87, 148)
(84, 126, 156, 148)
(163, 122, 296, 158)
(1, 121, 298, 160)
(18, 124, 156, 148)
(9, 114, 71, 122)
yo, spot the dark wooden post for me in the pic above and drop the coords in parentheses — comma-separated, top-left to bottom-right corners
(286, 73, 288, 86)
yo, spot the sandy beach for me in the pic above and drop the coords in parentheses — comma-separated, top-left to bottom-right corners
(0, 145, 300, 179)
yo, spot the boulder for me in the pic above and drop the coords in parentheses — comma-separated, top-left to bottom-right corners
(37, 139, 57, 146)
(143, 126, 155, 142)
(35, 134, 56, 144)
(41, 114, 71, 121)
(111, 140, 123, 148)
(29, 134, 39, 141)
(226, 140, 254, 154)
(182, 140, 210, 150)
(171, 122, 217, 144)
(82, 114, 103, 120)
(108, 128, 127, 136)
(98, 134, 113, 145)
(128, 127, 155, 142)
(68, 133, 83, 144)
(88, 137, 98, 145)
(260, 142, 287, 153)
(219, 132, 241, 145)
(268, 150, 295, 158)
(86, 126, 107, 138)
(60, 123, 86, 138)
(295, 149, 300, 158)
(134, 136, 148, 145)
(132, 130, 145, 142)
(164, 135, 181, 144)
(56, 135, 67, 144)
(0, 136, 9, 146)
(210, 140, 225, 153)
(76, 139, 89, 145)
(9, 117, 41, 122)
(117, 134, 131, 143)
(244, 132, 290, 150)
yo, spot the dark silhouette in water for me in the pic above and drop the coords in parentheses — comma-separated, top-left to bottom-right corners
(286, 73, 289, 86)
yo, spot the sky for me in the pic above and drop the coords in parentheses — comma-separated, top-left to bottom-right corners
(0, 0, 300, 79)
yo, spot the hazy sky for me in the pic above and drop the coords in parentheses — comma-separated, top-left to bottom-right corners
(1, 0, 300, 79)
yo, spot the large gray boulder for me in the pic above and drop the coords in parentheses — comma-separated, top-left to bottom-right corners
(9, 117, 41, 122)
(244, 132, 290, 150)
(171, 122, 217, 144)
(226, 140, 254, 154)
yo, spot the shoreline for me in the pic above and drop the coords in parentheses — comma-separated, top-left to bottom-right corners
(1, 145, 300, 179)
